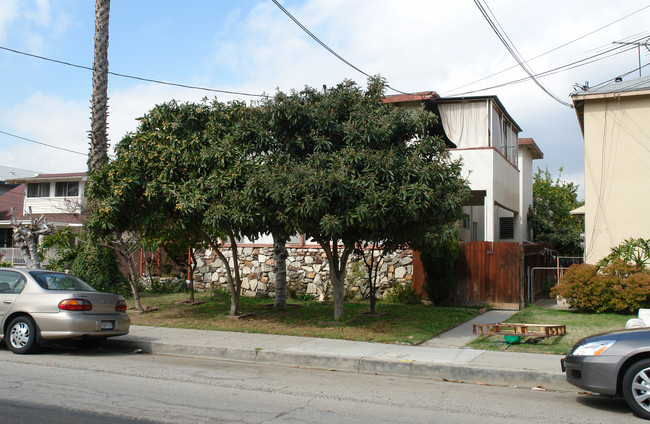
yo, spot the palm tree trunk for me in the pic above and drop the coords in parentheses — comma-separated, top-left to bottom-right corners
(89, 0, 110, 171)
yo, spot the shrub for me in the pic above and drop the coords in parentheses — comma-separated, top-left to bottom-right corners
(0, 261, 12, 268)
(552, 260, 650, 313)
(70, 243, 131, 297)
(383, 281, 421, 305)
(146, 277, 188, 294)
(421, 237, 458, 305)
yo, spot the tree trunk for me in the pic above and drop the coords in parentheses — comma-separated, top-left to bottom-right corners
(228, 229, 242, 316)
(89, 0, 110, 171)
(273, 232, 288, 308)
(188, 248, 196, 304)
(114, 237, 143, 312)
(321, 240, 353, 320)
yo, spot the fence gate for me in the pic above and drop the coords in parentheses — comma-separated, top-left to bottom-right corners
(452, 241, 522, 310)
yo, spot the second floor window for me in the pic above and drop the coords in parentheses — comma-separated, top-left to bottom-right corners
(55, 182, 79, 197)
(26, 183, 50, 198)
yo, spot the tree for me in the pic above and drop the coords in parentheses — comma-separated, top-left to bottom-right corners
(529, 168, 584, 256)
(89, 0, 110, 170)
(86, 100, 263, 316)
(271, 77, 469, 319)
(10, 207, 55, 269)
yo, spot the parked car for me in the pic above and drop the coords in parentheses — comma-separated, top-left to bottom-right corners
(0, 268, 130, 354)
(562, 328, 650, 419)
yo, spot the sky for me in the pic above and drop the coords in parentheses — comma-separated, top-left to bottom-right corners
(1, 0, 649, 199)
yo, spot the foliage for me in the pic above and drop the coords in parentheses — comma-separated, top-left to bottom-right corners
(551, 261, 650, 313)
(266, 76, 468, 319)
(69, 242, 130, 297)
(421, 236, 459, 305)
(0, 261, 12, 268)
(145, 278, 188, 294)
(529, 167, 584, 255)
(39, 227, 79, 271)
(597, 238, 650, 269)
(383, 281, 421, 305)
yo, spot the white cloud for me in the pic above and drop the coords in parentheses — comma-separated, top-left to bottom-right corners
(0, 0, 19, 43)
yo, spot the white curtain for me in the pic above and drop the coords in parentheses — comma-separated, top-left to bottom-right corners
(438, 101, 488, 148)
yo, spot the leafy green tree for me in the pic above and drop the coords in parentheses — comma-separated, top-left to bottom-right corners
(87, 100, 263, 316)
(271, 77, 469, 319)
(529, 168, 584, 256)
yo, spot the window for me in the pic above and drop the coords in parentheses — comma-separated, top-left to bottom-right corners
(55, 181, 79, 197)
(0, 228, 12, 247)
(499, 217, 514, 240)
(26, 182, 50, 198)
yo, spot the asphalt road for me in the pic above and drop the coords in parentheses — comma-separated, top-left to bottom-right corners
(0, 343, 642, 423)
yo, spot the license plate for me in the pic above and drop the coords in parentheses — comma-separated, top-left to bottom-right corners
(101, 321, 114, 330)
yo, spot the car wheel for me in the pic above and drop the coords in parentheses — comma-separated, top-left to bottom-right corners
(623, 359, 650, 419)
(6, 316, 38, 354)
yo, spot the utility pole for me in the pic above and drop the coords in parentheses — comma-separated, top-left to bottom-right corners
(613, 37, 650, 77)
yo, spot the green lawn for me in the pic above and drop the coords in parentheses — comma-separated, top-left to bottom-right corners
(127, 291, 478, 345)
(468, 306, 634, 355)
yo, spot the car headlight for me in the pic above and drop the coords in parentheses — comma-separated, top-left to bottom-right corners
(572, 340, 616, 356)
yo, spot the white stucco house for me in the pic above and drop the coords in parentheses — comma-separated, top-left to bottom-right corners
(383, 93, 543, 244)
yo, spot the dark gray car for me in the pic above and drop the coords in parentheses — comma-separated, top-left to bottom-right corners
(562, 328, 650, 419)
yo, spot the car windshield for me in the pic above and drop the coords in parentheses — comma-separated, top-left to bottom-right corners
(30, 272, 97, 292)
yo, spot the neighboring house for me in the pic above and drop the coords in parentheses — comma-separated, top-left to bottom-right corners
(0, 172, 86, 264)
(383, 93, 543, 243)
(0, 165, 39, 196)
(571, 75, 650, 264)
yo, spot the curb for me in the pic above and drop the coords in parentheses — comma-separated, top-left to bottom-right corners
(105, 338, 575, 392)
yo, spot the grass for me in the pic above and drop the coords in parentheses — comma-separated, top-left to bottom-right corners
(468, 306, 634, 355)
(126, 291, 478, 345)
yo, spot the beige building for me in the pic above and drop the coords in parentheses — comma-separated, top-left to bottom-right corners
(572, 75, 650, 264)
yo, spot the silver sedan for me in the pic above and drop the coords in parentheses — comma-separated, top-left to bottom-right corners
(0, 267, 130, 354)
(562, 328, 650, 419)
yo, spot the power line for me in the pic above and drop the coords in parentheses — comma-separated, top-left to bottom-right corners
(447, 43, 640, 97)
(473, 0, 573, 108)
(0, 130, 87, 156)
(0, 45, 265, 98)
(442, 4, 650, 96)
(270, 0, 408, 95)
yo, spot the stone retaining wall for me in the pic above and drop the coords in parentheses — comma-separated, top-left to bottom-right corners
(193, 246, 414, 300)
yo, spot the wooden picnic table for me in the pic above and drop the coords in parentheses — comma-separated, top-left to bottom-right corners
(473, 323, 566, 338)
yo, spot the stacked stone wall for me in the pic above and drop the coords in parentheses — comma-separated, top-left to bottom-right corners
(193, 246, 414, 299)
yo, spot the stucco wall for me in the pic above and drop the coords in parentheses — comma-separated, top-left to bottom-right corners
(582, 94, 650, 263)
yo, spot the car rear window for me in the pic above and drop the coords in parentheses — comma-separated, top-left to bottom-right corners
(30, 272, 97, 292)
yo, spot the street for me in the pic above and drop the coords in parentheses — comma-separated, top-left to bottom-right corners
(0, 343, 641, 423)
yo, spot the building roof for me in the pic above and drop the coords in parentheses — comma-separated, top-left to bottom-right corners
(571, 75, 650, 135)
(572, 75, 650, 97)
(518, 138, 543, 160)
(5, 171, 87, 184)
(0, 165, 40, 184)
(0, 184, 84, 226)
(382, 91, 439, 104)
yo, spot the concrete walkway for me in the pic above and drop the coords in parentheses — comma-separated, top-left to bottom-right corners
(106, 308, 573, 392)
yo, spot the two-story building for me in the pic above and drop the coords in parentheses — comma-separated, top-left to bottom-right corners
(0, 172, 86, 264)
(571, 75, 650, 263)
(383, 93, 543, 244)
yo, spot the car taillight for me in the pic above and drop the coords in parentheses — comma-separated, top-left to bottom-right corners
(115, 300, 127, 312)
(59, 299, 93, 311)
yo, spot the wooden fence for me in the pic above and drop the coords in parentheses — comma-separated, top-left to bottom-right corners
(412, 242, 555, 310)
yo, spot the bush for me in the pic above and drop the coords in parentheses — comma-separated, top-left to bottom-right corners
(0, 261, 12, 268)
(145, 277, 188, 294)
(383, 281, 421, 305)
(70, 243, 131, 297)
(552, 260, 650, 313)
(421, 237, 458, 305)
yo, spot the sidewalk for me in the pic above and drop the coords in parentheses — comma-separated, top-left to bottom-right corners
(106, 309, 573, 392)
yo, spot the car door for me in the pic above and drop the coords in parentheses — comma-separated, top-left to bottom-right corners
(0, 270, 26, 326)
